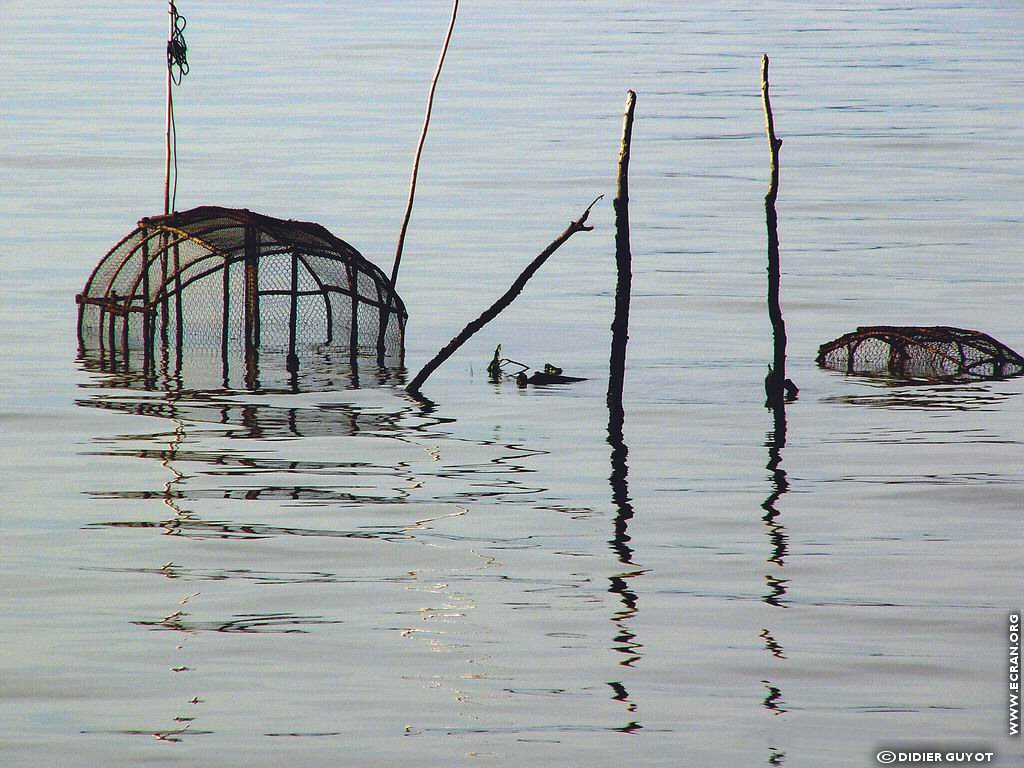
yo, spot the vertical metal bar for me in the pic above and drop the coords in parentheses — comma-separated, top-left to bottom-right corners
(98, 304, 107, 354)
(77, 300, 87, 351)
(157, 293, 169, 382)
(397, 310, 406, 367)
(172, 241, 183, 357)
(222, 251, 231, 385)
(143, 308, 156, 383)
(374, 280, 386, 362)
(347, 263, 359, 359)
(160, 233, 169, 346)
(287, 250, 299, 373)
(141, 234, 153, 373)
(243, 225, 260, 385)
(243, 226, 260, 351)
(106, 295, 117, 369)
(323, 287, 333, 345)
(120, 303, 131, 370)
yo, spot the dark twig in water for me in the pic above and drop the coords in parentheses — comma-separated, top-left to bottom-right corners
(761, 54, 796, 408)
(378, 0, 460, 362)
(405, 196, 602, 396)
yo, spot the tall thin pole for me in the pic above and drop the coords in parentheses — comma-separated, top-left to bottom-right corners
(608, 90, 636, 441)
(607, 93, 640, 666)
(377, 0, 460, 362)
(164, 1, 174, 215)
(762, 54, 791, 408)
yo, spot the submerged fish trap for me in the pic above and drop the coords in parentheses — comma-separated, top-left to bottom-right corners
(816, 326, 1024, 380)
(77, 206, 407, 373)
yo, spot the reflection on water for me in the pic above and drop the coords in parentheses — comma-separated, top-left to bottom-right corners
(134, 611, 343, 634)
(89, 516, 423, 541)
(73, 344, 653, 751)
(84, 726, 214, 743)
(761, 394, 791, 760)
(607, 349, 645, 728)
(84, 562, 416, 586)
(762, 406, 789, 572)
(759, 629, 786, 661)
(822, 377, 1019, 413)
(78, 394, 412, 439)
(762, 574, 789, 610)
(607, 434, 644, 672)
(761, 681, 787, 716)
(78, 347, 404, 395)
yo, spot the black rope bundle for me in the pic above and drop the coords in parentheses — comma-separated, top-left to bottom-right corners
(167, 3, 189, 85)
(165, 4, 189, 211)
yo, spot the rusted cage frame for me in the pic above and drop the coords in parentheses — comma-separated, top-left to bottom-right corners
(76, 206, 407, 373)
(816, 325, 1024, 379)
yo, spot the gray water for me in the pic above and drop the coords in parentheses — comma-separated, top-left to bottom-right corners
(1, 2, 1021, 766)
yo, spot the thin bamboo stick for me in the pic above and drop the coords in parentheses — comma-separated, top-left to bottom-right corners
(378, 0, 460, 361)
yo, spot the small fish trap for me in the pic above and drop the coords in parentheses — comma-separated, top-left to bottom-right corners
(816, 326, 1024, 380)
(77, 206, 407, 374)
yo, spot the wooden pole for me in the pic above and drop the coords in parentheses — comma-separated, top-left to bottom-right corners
(405, 197, 602, 396)
(761, 54, 793, 408)
(608, 90, 636, 442)
(607, 93, 639, 648)
(377, 0, 460, 362)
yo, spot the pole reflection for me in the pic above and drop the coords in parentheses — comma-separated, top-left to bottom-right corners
(761, 397, 791, 763)
(607, 392, 645, 728)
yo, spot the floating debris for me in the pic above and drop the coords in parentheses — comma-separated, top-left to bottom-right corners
(486, 348, 585, 387)
(516, 363, 586, 387)
(515, 371, 586, 387)
(487, 344, 504, 381)
(816, 326, 1024, 380)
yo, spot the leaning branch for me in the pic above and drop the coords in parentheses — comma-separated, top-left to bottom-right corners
(378, 0, 460, 361)
(406, 197, 603, 396)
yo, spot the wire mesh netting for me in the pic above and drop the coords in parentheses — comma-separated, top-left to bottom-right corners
(816, 326, 1024, 380)
(77, 206, 406, 375)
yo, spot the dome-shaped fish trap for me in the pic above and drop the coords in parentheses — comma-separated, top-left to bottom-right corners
(817, 326, 1024, 380)
(76, 206, 406, 374)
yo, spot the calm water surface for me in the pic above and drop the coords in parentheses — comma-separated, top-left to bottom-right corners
(2, 2, 1021, 766)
